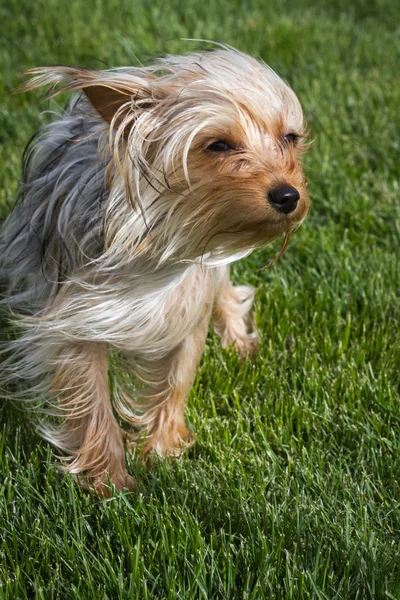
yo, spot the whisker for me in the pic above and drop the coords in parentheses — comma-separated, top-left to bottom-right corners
(257, 231, 292, 272)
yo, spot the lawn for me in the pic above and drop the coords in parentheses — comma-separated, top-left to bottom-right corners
(0, 0, 399, 597)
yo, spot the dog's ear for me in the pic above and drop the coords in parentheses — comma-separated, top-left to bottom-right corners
(21, 66, 159, 127)
(82, 84, 140, 125)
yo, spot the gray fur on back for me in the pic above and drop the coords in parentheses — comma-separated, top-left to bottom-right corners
(0, 97, 108, 314)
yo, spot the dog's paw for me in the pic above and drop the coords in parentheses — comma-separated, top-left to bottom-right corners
(221, 325, 259, 359)
(232, 330, 259, 359)
(150, 425, 196, 459)
(78, 471, 136, 497)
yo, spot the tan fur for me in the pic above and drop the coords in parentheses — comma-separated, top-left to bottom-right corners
(135, 318, 210, 458)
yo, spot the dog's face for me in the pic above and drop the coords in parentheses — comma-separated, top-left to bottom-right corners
(155, 51, 310, 261)
(27, 49, 309, 264)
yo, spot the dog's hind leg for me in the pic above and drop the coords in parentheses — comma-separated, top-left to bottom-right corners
(49, 341, 133, 495)
(213, 265, 259, 358)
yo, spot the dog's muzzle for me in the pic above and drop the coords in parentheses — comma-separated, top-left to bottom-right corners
(267, 185, 300, 215)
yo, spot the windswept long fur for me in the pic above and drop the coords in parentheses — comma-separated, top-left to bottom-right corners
(0, 47, 309, 492)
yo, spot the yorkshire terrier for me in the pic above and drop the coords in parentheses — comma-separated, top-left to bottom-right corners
(0, 47, 309, 494)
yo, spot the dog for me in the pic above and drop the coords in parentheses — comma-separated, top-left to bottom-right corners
(0, 47, 309, 494)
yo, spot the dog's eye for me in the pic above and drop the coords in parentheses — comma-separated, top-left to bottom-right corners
(283, 133, 300, 146)
(207, 141, 233, 152)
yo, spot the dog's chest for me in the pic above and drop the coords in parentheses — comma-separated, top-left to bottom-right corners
(117, 266, 215, 354)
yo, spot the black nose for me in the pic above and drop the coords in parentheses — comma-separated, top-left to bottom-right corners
(267, 185, 300, 214)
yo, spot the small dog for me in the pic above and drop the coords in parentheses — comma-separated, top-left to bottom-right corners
(0, 47, 309, 494)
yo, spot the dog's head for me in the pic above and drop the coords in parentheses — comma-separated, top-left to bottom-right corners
(25, 48, 309, 266)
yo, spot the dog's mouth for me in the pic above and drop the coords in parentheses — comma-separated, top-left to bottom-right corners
(256, 189, 309, 270)
(268, 190, 310, 231)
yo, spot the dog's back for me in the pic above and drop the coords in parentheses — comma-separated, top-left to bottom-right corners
(0, 100, 107, 314)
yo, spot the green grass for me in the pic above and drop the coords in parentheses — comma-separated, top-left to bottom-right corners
(1, 0, 400, 597)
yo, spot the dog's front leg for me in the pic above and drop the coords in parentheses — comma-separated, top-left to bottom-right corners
(50, 341, 133, 494)
(213, 265, 259, 358)
(125, 319, 209, 458)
